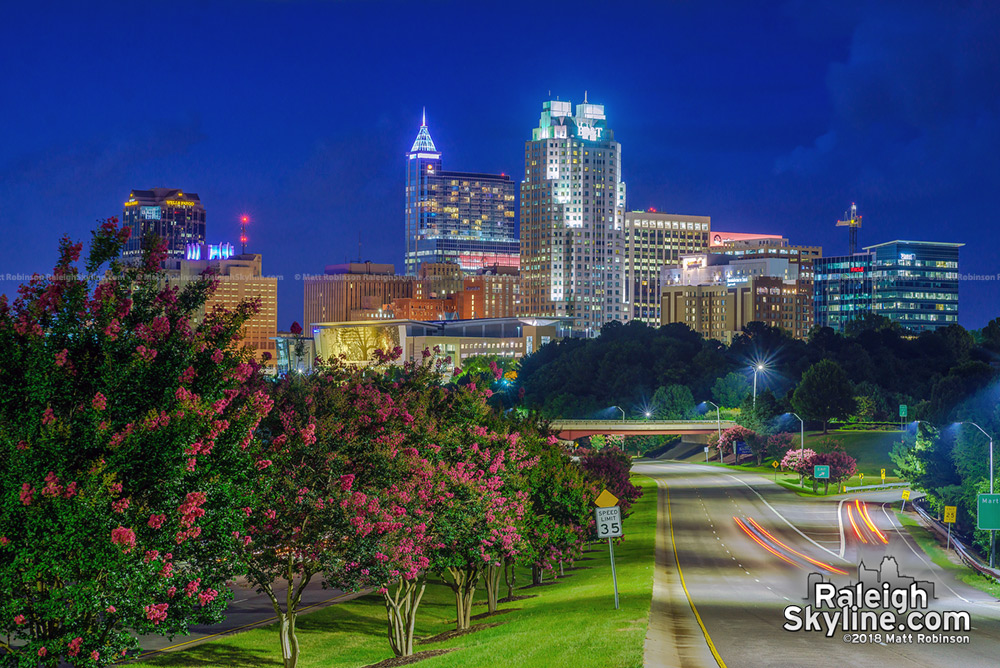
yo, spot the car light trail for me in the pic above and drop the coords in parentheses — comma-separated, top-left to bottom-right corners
(745, 517, 848, 575)
(733, 516, 801, 568)
(847, 504, 868, 544)
(856, 499, 889, 544)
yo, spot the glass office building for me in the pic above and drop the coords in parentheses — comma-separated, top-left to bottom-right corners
(814, 240, 961, 333)
(404, 113, 518, 275)
(123, 188, 206, 263)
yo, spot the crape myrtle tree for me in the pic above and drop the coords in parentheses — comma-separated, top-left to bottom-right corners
(781, 448, 817, 484)
(423, 378, 533, 631)
(240, 350, 445, 665)
(802, 449, 857, 494)
(0, 221, 271, 666)
(579, 447, 643, 516)
(715, 425, 763, 464)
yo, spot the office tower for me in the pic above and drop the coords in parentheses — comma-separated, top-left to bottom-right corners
(814, 240, 962, 333)
(404, 112, 518, 275)
(623, 211, 711, 325)
(123, 189, 206, 263)
(519, 97, 627, 335)
(166, 249, 278, 366)
(302, 262, 416, 334)
(660, 253, 814, 342)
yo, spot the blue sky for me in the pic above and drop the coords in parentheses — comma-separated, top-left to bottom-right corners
(2, 1, 997, 329)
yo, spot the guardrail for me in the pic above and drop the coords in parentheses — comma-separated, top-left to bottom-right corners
(912, 499, 1000, 584)
(843, 482, 910, 492)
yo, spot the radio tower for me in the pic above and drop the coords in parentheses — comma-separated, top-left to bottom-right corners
(836, 203, 863, 255)
(240, 215, 249, 254)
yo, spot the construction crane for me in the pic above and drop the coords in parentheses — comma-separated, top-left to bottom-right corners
(836, 203, 863, 255)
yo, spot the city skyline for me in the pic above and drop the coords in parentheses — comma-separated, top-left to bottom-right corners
(2, 2, 998, 330)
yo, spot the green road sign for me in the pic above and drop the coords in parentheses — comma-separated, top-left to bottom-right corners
(899, 404, 908, 418)
(814, 465, 830, 479)
(978, 494, 1000, 530)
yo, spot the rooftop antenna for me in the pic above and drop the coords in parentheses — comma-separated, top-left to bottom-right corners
(240, 215, 249, 254)
(584, 90, 588, 103)
(357, 230, 362, 263)
(421, 107, 426, 126)
(836, 203, 863, 255)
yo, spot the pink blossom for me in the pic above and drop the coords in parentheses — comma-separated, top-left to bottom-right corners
(68, 637, 83, 657)
(145, 602, 169, 625)
(185, 579, 201, 598)
(41, 408, 55, 425)
(148, 514, 166, 529)
(63, 481, 78, 498)
(106, 605, 116, 613)
(111, 526, 136, 553)
(54, 349, 68, 367)
(167, 586, 177, 598)
(91, 651, 100, 661)
(14, 615, 25, 625)
(112, 498, 130, 514)
(144, 550, 160, 563)
(37, 647, 46, 657)
(211, 348, 224, 364)
(19, 483, 34, 506)
(255, 459, 272, 471)
(92, 392, 107, 411)
(0, 537, 8, 547)
(41, 472, 63, 497)
(109, 482, 122, 495)
(198, 588, 219, 606)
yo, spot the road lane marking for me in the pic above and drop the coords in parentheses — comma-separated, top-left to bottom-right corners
(661, 478, 728, 668)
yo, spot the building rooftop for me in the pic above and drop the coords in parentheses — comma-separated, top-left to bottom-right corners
(863, 240, 966, 250)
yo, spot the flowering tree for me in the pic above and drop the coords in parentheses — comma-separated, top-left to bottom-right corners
(422, 382, 532, 631)
(241, 352, 443, 665)
(579, 447, 643, 517)
(804, 449, 857, 494)
(716, 425, 766, 464)
(0, 221, 270, 665)
(781, 447, 817, 484)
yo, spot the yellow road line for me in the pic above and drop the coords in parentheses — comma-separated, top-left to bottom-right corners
(663, 479, 728, 668)
(137, 591, 355, 658)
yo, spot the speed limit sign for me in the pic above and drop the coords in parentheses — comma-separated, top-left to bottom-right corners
(595, 506, 623, 538)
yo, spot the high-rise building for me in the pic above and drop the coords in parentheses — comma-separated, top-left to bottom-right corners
(166, 249, 278, 366)
(660, 253, 814, 341)
(404, 112, 518, 275)
(302, 262, 416, 334)
(519, 97, 627, 335)
(814, 240, 962, 333)
(123, 189, 206, 263)
(623, 211, 711, 325)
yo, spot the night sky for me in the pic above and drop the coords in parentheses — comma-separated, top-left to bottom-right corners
(2, 1, 998, 329)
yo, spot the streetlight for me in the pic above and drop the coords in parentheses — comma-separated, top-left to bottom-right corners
(790, 413, 805, 485)
(958, 421, 995, 568)
(752, 363, 766, 407)
(702, 401, 722, 463)
(644, 411, 651, 419)
(611, 406, 625, 421)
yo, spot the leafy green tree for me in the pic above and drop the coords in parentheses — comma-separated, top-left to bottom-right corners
(650, 384, 695, 419)
(712, 372, 751, 408)
(737, 389, 782, 435)
(0, 222, 269, 665)
(791, 359, 855, 433)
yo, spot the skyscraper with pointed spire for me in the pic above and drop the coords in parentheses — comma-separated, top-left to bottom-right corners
(404, 111, 518, 276)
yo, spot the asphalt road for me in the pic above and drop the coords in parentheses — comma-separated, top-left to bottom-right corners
(635, 460, 1000, 668)
(135, 576, 360, 659)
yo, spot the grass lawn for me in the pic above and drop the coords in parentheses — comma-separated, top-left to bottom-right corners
(804, 429, 902, 476)
(897, 512, 1000, 600)
(131, 475, 657, 668)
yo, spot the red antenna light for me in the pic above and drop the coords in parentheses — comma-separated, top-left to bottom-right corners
(239, 214, 249, 254)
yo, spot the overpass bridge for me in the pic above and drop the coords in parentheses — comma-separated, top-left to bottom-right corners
(549, 419, 737, 440)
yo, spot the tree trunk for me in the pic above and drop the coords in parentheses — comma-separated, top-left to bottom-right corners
(559, 560, 564, 577)
(812, 479, 817, 494)
(824, 481, 830, 495)
(443, 566, 479, 630)
(531, 564, 543, 586)
(383, 576, 425, 657)
(503, 557, 516, 599)
(277, 611, 299, 668)
(484, 563, 502, 613)
(823, 419, 828, 435)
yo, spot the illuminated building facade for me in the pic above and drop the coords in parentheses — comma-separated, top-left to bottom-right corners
(660, 254, 813, 341)
(519, 97, 627, 335)
(624, 211, 710, 325)
(302, 262, 416, 334)
(404, 113, 518, 275)
(166, 252, 278, 366)
(123, 188, 206, 263)
(815, 240, 961, 333)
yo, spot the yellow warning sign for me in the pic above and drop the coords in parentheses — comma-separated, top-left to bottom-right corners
(902, 490, 911, 501)
(944, 506, 957, 523)
(595, 489, 619, 508)
(772, 461, 779, 469)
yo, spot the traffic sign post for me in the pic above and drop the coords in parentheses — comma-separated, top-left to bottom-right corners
(899, 405, 907, 429)
(881, 468, 886, 484)
(944, 505, 957, 550)
(595, 490, 623, 610)
(772, 460, 779, 480)
(901, 489, 911, 511)
(704, 446, 709, 462)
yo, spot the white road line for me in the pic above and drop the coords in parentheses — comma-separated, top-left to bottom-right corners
(837, 498, 848, 558)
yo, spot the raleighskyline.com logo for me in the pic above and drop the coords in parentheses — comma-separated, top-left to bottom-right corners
(783, 557, 971, 643)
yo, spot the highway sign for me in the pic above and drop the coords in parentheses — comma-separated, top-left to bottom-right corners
(595, 489, 619, 508)
(772, 461, 779, 468)
(977, 494, 1000, 530)
(881, 468, 886, 478)
(736, 441, 752, 455)
(899, 404, 908, 418)
(944, 506, 958, 524)
(814, 465, 830, 479)
(595, 506, 623, 538)
(902, 490, 910, 500)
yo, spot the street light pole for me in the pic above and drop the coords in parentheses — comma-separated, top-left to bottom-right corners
(612, 405, 625, 421)
(791, 412, 804, 486)
(706, 401, 722, 463)
(961, 421, 995, 568)
(752, 363, 765, 407)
